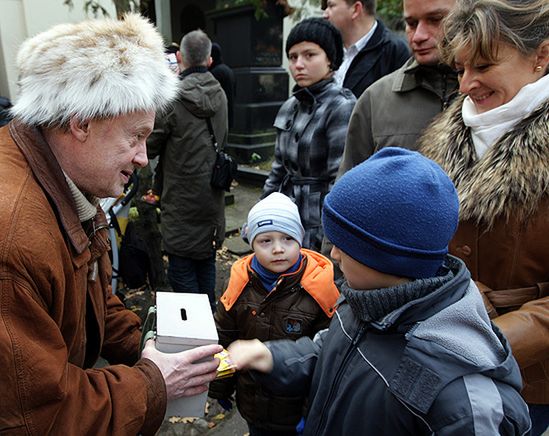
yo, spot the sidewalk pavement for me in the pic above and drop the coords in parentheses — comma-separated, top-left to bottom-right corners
(223, 181, 263, 256)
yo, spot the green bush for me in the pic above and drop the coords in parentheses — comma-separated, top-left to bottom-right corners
(377, 0, 404, 31)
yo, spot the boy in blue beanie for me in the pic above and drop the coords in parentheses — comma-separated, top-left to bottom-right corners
(225, 148, 531, 435)
(208, 192, 339, 435)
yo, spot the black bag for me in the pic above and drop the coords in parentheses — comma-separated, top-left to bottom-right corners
(206, 118, 237, 192)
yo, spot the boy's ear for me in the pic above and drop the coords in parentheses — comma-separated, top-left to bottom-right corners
(69, 117, 90, 142)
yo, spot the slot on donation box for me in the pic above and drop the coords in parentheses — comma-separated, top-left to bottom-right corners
(155, 292, 218, 418)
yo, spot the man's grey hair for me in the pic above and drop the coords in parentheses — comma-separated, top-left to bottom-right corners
(180, 30, 212, 67)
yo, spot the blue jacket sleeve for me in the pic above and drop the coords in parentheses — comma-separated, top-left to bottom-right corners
(253, 330, 327, 396)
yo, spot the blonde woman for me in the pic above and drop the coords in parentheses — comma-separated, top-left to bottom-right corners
(419, 0, 549, 433)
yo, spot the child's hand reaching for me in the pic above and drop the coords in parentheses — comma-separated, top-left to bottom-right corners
(227, 339, 274, 373)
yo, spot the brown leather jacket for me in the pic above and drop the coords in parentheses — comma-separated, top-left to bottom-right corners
(209, 249, 339, 431)
(419, 95, 549, 404)
(0, 121, 166, 434)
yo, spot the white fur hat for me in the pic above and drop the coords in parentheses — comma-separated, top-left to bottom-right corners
(11, 14, 179, 126)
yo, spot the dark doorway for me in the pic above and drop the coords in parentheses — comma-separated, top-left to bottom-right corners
(181, 4, 206, 34)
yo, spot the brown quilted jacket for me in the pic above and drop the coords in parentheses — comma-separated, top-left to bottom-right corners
(209, 250, 339, 431)
(419, 96, 549, 404)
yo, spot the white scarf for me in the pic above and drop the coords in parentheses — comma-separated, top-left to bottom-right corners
(462, 74, 549, 158)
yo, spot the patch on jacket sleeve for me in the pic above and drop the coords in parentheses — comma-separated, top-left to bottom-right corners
(391, 357, 441, 414)
(284, 317, 303, 334)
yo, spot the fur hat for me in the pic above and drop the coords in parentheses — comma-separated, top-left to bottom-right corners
(11, 14, 178, 126)
(285, 18, 343, 71)
(322, 147, 459, 279)
(246, 193, 305, 247)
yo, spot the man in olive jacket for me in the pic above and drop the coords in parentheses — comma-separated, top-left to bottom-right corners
(147, 30, 228, 312)
(0, 15, 222, 435)
(338, 0, 459, 175)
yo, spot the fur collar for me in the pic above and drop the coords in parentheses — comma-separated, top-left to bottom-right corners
(419, 95, 549, 227)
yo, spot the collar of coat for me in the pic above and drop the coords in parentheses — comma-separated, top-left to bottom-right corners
(179, 65, 208, 78)
(392, 58, 458, 95)
(9, 119, 103, 254)
(419, 94, 549, 227)
(219, 248, 339, 317)
(291, 78, 335, 105)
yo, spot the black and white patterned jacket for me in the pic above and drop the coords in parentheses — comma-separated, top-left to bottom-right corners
(263, 78, 356, 251)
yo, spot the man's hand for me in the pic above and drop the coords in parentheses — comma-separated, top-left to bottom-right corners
(227, 339, 273, 373)
(142, 340, 223, 400)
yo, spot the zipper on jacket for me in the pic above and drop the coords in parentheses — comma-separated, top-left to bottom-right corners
(441, 71, 459, 110)
(310, 323, 367, 434)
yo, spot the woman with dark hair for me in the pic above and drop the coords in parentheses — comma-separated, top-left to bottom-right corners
(262, 18, 356, 252)
(418, 0, 549, 433)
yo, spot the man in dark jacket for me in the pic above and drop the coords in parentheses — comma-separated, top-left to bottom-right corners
(323, 0, 410, 98)
(339, 0, 458, 175)
(210, 43, 235, 129)
(0, 96, 12, 127)
(147, 30, 228, 312)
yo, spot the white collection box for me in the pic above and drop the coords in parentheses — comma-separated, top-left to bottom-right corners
(155, 292, 219, 418)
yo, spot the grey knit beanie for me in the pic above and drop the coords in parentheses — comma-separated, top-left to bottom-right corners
(285, 18, 344, 71)
(246, 193, 305, 247)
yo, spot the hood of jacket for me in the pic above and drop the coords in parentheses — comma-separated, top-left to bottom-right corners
(220, 248, 339, 317)
(178, 69, 226, 118)
(392, 58, 458, 105)
(366, 256, 523, 413)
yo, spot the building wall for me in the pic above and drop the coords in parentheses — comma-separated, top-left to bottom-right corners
(0, 0, 115, 100)
(282, 1, 321, 93)
(0, 0, 322, 100)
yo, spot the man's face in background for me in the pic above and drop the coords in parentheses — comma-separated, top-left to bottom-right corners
(403, 0, 456, 65)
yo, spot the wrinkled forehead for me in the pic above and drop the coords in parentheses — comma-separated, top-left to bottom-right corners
(403, 0, 456, 19)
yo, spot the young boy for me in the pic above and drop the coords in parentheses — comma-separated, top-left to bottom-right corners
(209, 192, 339, 435)
(227, 148, 531, 435)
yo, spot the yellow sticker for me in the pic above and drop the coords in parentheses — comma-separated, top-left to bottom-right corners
(214, 349, 236, 379)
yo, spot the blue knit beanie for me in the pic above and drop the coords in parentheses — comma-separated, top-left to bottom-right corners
(322, 147, 459, 279)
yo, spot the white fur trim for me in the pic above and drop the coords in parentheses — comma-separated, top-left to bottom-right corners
(11, 14, 179, 126)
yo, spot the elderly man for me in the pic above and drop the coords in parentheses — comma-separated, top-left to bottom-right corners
(339, 0, 459, 174)
(0, 15, 222, 435)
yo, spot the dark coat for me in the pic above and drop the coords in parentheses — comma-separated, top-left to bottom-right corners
(261, 257, 530, 435)
(262, 79, 355, 251)
(342, 20, 410, 98)
(147, 69, 228, 259)
(209, 249, 339, 431)
(210, 63, 235, 129)
(419, 95, 549, 404)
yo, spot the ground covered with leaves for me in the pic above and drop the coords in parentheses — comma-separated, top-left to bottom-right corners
(116, 245, 246, 435)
